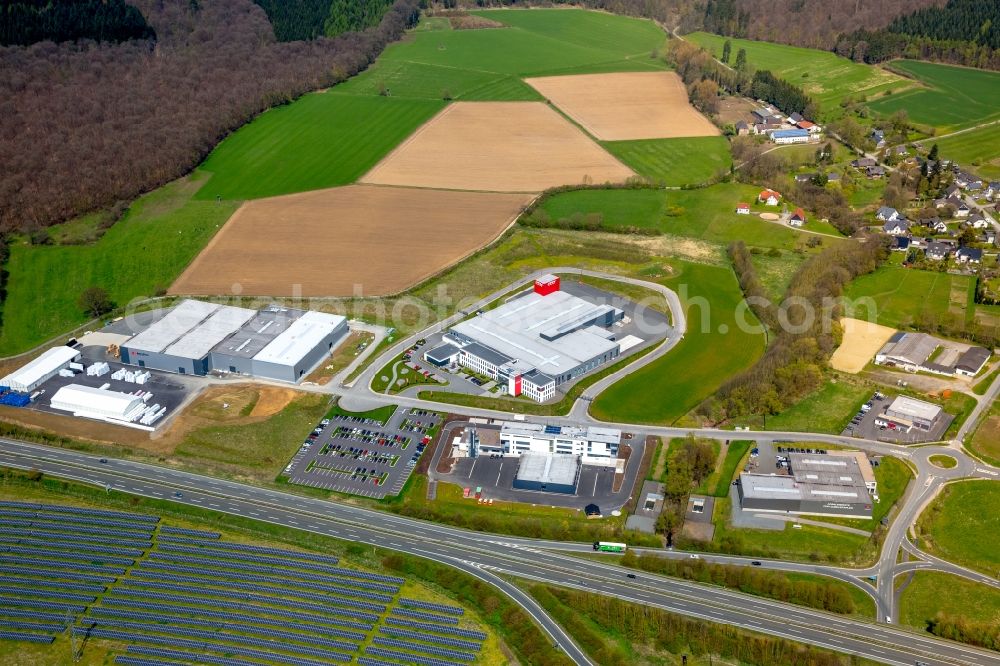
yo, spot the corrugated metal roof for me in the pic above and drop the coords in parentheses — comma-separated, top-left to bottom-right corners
(253, 311, 345, 366)
(165, 305, 256, 359)
(124, 300, 220, 353)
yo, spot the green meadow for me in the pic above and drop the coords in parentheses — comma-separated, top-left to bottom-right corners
(685, 32, 910, 116)
(918, 480, 1000, 578)
(929, 123, 1000, 180)
(868, 60, 1000, 131)
(843, 264, 975, 329)
(590, 260, 767, 424)
(602, 136, 732, 186)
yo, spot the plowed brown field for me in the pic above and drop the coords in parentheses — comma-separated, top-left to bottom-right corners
(360, 101, 634, 191)
(169, 185, 532, 297)
(524, 71, 720, 141)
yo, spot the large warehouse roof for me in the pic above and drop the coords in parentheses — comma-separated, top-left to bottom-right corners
(165, 305, 256, 359)
(125, 300, 221, 353)
(451, 291, 618, 376)
(739, 473, 867, 503)
(886, 395, 941, 422)
(515, 453, 579, 486)
(50, 384, 144, 419)
(253, 311, 346, 366)
(211, 306, 305, 360)
(1, 346, 79, 392)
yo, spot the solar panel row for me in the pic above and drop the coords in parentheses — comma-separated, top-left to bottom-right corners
(0, 528, 152, 549)
(390, 607, 460, 625)
(0, 521, 154, 540)
(0, 509, 158, 532)
(0, 609, 70, 623)
(116, 580, 387, 614)
(0, 596, 86, 613)
(0, 536, 145, 558)
(136, 558, 397, 593)
(127, 645, 259, 666)
(0, 630, 55, 644)
(88, 607, 367, 642)
(157, 526, 220, 539)
(156, 535, 341, 566)
(114, 657, 189, 666)
(399, 598, 464, 615)
(372, 636, 475, 662)
(358, 658, 396, 666)
(0, 575, 106, 594)
(101, 595, 379, 627)
(0, 545, 134, 567)
(380, 626, 481, 651)
(0, 565, 118, 585)
(129, 569, 392, 605)
(0, 586, 96, 604)
(365, 646, 466, 666)
(0, 501, 159, 523)
(79, 618, 359, 655)
(0, 555, 126, 575)
(384, 617, 486, 641)
(0, 621, 66, 633)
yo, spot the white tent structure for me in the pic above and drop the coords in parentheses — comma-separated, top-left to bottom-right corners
(1, 346, 80, 392)
(50, 384, 146, 423)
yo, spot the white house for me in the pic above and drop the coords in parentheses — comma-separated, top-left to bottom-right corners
(883, 219, 910, 235)
(735, 202, 751, 215)
(956, 247, 983, 264)
(758, 189, 781, 206)
(789, 208, 806, 227)
(876, 206, 900, 222)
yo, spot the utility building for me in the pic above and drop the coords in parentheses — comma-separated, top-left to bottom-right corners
(512, 452, 580, 494)
(1, 346, 80, 393)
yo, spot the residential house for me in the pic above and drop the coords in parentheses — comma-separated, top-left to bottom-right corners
(984, 229, 997, 245)
(758, 189, 781, 206)
(826, 172, 841, 183)
(734, 120, 750, 136)
(945, 184, 961, 199)
(950, 198, 971, 217)
(892, 236, 912, 252)
(795, 173, 818, 184)
(968, 213, 990, 229)
(789, 208, 806, 227)
(956, 247, 983, 264)
(735, 202, 751, 215)
(985, 181, 1000, 200)
(753, 122, 783, 135)
(891, 145, 908, 156)
(851, 157, 877, 169)
(883, 219, 910, 235)
(925, 241, 954, 261)
(797, 120, 822, 134)
(866, 165, 886, 179)
(919, 217, 948, 234)
(752, 108, 774, 123)
(788, 112, 803, 124)
(871, 129, 886, 148)
(956, 171, 983, 191)
(877, 206, 901, 222)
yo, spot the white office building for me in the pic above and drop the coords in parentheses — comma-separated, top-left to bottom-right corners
(488, 421, 621, 466)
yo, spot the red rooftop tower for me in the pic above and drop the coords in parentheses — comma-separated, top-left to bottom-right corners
(533, 274, 560, 296)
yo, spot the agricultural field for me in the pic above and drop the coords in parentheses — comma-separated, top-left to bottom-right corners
(868, 60, 1000, 132)
(195, 94, 444, 201)
(590, 260, 767, 425)
(170, 185, 532, 297)
(685, 32, 911, 116)
(0, 175, 238, 356)
(842, 264, 975, 330)
(525, 71, 718, 141)
(536, 183, 830, 251)
(900, 572, 1000, 632)
(360, 102, 634, 192)
(969, 401, 1000, 467)
(917, 480, 1000, 578)
(829, 317, 897, 374)
(928, 123, 1000, 180)
(602, 136, 732, 186)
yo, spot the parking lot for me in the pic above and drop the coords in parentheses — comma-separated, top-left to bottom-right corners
(840, 391, 952, 443)
(283, 407, 441, 499)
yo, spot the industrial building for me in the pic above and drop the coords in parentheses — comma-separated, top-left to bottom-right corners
(512, 452, 580, 494)
(458, 421, 620, 466)
(737, 450, 876, 518)
(875, 332, 990, 377)
(1, 346, 81, 393)
(49, 384, 147, 425)
(876, 395, 943, 433)
(120, 300, 348, 383)
(429, 275, 623, 401)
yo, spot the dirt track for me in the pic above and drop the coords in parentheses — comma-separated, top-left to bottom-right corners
(360, 101, 634, 191)
(830, 317, 897, 374)
(169, 185, 532, 297)
(524, 71, 720, 141)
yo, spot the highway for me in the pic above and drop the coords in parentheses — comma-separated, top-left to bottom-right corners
(2, 438, 999, 666)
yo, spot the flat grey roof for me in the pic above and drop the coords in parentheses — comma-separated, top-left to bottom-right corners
(254, 311, 346, 366)
(211, 306, 305, 360)
(462, 342, 512, 368)
(740, 473, 869, 503)
(125, 300, 220, 353)
(885, 395, 942, 422)
(451, 290, 619, 377)
(426, 343, 460, 362)
(515, 453, 579, 486)
(165, 305, 256, 359)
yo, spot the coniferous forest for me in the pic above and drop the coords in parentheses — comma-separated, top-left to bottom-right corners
(0, 0, 154, 46)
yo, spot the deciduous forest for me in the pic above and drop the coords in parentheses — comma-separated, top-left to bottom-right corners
(0, 0, 419, 234)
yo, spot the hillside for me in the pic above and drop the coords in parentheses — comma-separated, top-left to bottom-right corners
(0, 0, 418, 235)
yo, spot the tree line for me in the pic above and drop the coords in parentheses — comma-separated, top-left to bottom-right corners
(0, 0, 421, 235)
(0, 0, 154, 46)
(620, 550, 858, 614)
(250, 0, 394, 42)
(654, 436, 715, 547)
(927, 612, 1000, 651)
(533, 585, 866, 666)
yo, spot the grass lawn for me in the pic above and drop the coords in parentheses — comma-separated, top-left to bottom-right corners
(537, 183, 821, 251)
(591, 260, 767, 424)
(916, 480, 1000, 578)
(371, 354, 445, 394)
(868, 60, 1000, 132)
(325, 401, 397, 425)
(601, 136, 732, 186)
(174, 392, 330, 483)
(969, 401, 1000, 466)
(711, 440, 751, 497)
(928, 123, 1000, 180)
(764, 376, 871, 434)
(928, 454, 958, 469)
(194, 94, 444, 201)
(843, 264, 974, 329)
(706, 496, 871, 564)
(972, 368, 999, 395)
(900, 571, 1000, 631)
(0, 175, 238, 356)
(685, 32, 911, 117)
(749, 249, 809, 301)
